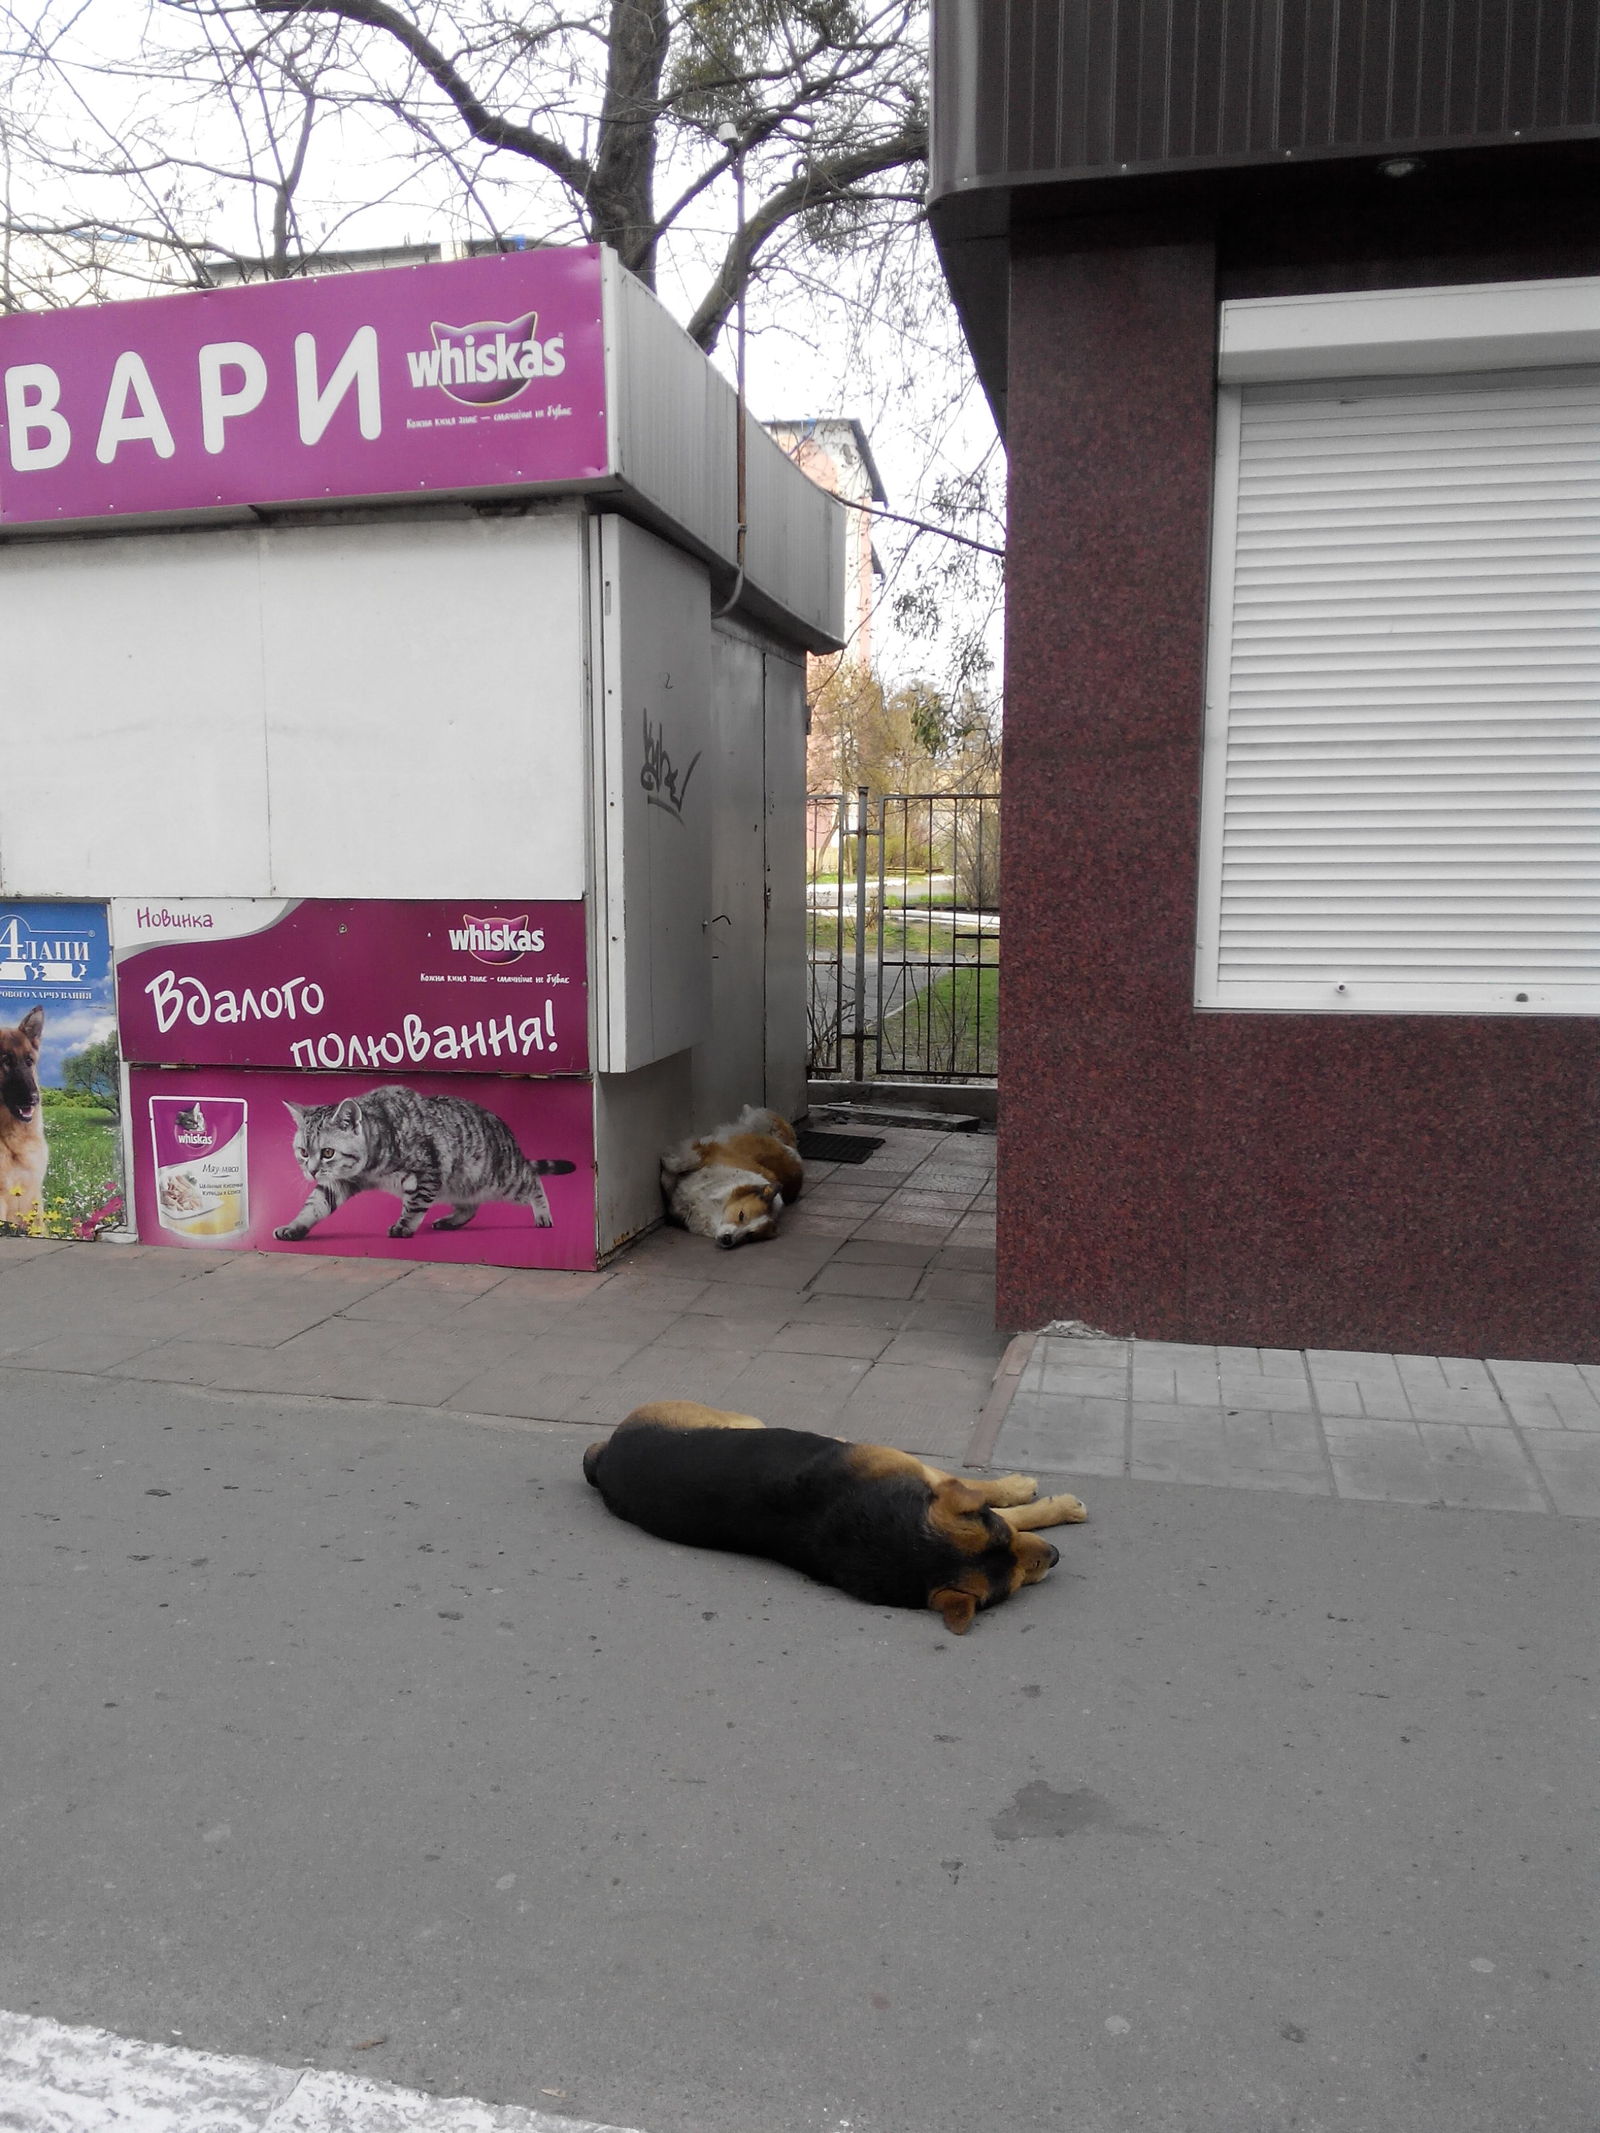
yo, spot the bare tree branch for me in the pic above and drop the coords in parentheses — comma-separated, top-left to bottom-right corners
(830, 490, 1003, 559)
(254, 0, 595, 193)
(684, 119, 926, 351)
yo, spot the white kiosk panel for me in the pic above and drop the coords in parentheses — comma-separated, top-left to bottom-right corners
(591, 514, 711, 1072)
(258, 510, 588, 899)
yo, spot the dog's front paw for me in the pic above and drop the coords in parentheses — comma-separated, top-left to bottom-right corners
(986, 1473, 1040, 1506)
(1035, 1492, 1088, 1524)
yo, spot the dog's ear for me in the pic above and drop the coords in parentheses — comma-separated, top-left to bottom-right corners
(17, 1005, 44, 1047)
(930, 1587, 979, 1635)
(928, 1477, 993, 1550)
(925, 1476, 989, 1527)
(938, 1478, 986, 1515)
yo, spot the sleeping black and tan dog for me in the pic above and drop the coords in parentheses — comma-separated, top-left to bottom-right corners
(583, 1400, 1087, 1633)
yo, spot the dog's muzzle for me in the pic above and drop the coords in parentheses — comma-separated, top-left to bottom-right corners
(1042, 1543, 1060, 1568)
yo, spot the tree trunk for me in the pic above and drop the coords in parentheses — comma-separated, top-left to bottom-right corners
(589, 0, 670, 284)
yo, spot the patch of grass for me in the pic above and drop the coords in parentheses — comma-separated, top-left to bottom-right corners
(1, 1097, 125, 1239)
(876, 963, 999, 1077)
(809, 914, 995, 960)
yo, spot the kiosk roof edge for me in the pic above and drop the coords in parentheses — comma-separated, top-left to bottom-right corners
(0, 245, 845, 652)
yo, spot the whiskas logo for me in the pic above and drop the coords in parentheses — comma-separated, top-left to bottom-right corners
(447, 915, 546, 966)
(405, 310, 567, 407)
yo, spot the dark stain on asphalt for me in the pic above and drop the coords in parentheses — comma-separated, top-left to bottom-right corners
(991, 1782, 1156, 1841)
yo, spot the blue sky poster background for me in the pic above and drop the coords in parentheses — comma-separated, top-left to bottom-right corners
(0, 902, 116, 1089)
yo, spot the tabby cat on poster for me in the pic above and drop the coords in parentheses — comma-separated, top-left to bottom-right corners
(275, 1085, 576, 1241)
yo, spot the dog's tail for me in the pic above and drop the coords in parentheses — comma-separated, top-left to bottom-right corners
(582, 1440, 605, 1487)
(735, 1104, 794, 1146)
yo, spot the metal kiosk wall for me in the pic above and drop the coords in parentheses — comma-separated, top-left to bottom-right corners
(0, 249, 844, 1269)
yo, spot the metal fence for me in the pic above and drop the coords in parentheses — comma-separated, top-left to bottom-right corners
(806, 788, 1000, 1083)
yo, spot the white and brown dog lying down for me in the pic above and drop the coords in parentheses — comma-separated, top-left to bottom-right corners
(584, 1401, 1088, 1633)
(660, 1105, 803, 1249)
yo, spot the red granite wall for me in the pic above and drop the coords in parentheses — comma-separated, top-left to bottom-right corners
(998, 223, 1600, 1360)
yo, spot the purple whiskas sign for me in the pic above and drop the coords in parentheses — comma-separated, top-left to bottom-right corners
(114, 898, 589, 1076)
(0, 250, 608, 526)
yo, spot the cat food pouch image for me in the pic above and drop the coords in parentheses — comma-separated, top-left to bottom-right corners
(149, 1096, 249, 1239)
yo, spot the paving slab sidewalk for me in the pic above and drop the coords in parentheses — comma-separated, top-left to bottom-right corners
(10, 1120, 1595, 1518)
(0, 1126, 1002, 1466)
(983, 1330, 1600, 1517)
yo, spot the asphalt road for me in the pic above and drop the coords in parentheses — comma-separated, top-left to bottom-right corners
(1, 1362, 1594, 2133)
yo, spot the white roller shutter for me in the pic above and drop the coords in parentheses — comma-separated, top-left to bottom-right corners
(1196, 366, 1600, 1014)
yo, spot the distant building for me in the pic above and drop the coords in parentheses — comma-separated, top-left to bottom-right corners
(0, 232, 546, 311)
(765, 417, 884, 670)
(197, 236, 547, 286)
(765, 418, 887, 796)
(199, 241, 442, 286)
(1, 229, 173, 312)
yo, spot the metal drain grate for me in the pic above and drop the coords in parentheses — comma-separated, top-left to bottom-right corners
(797, 1130, 885, 1166)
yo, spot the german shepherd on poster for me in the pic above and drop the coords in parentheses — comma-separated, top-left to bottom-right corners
(0, 1005, 48, 1223)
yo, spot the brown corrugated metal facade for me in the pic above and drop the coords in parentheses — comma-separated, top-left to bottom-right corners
(934, 0, 1600, 193)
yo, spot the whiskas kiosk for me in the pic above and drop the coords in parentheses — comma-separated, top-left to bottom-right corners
(0, 249, 842, 1268)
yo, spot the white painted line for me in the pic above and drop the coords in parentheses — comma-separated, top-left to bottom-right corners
(0, 2011, 650, 2133)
